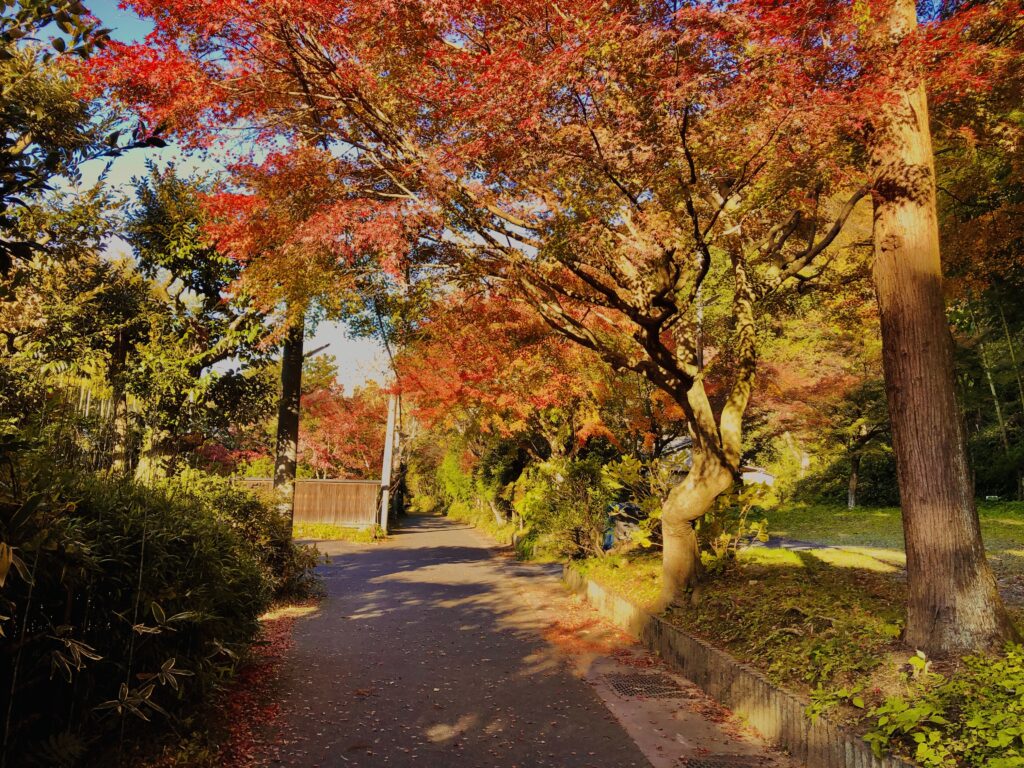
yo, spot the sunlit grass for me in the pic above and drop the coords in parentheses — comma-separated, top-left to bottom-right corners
(260, 602, 320, 621)
(806, 547, 898, 572)
(578, 543, 906, 696)
(740, 547, 804, 567)
(293, 523, 385, 542)
(768, 502, 1024, 563)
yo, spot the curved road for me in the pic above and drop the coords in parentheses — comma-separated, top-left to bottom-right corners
(265, 515, 793, 768)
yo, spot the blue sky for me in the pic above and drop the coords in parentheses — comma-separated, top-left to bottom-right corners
(79, 1, 390, 391)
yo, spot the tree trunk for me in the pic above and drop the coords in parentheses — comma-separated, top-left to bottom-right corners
(134, 426, 173, 484)
(969, 302, 1011, 457)
(979, 336, 1011, 456)
(273, 318, 305, 525)
(848, 451, 861, 510)
(997, 301, 1024, 417)
(996, 302, 1024, 500)
(868, 0, 1017, 654)
(659, 452, 733, 608)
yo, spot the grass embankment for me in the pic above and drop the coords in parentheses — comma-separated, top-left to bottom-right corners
(420, 498, 520, 546)
(292, 522, 385, 542)
(578, 503, 1024, 767)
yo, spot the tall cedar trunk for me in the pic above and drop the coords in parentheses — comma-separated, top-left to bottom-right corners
(869, 0, 1017, 653)
(273, 318, 304, 524)
(848, 451, 861, 511)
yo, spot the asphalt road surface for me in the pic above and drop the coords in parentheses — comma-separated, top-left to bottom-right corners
(264, 515, 795, 768)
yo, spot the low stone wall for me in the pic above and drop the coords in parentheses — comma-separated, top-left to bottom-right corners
(563, 566, 916, 768)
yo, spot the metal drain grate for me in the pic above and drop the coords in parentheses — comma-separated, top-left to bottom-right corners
(679, 757, 773, 767)
(605, 671, 686, 699)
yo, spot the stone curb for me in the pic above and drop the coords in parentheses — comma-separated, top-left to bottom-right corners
(563, 565, 917, 768)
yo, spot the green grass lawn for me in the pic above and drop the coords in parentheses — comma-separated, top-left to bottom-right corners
(766, 500, 1024, 551)
(765, 501, 1024, 586)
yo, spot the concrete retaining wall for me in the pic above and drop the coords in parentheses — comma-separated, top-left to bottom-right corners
(563, 566, 916, 768)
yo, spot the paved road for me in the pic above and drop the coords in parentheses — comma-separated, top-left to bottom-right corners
(265, 515, 793, 768)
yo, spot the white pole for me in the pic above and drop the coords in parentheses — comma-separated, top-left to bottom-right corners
(379, 393, 398, 533)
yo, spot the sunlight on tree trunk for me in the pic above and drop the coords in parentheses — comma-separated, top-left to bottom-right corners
(869, 0, 1017, 654)
(659, 451, 734, 608)
(848, 452, 861, 511)
(134, 426, 173, 484)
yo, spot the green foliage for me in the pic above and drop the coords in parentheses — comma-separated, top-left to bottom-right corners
(160, 470, 319, 599)
(512, 456, 612, 559)
(0, 467, 318, 761)
(436, 449, 474, 507)
(697, 486, 770, 576)
(236, 456, 275, 478)
(806, 683, 866, 723)
(793, 451, 899, 508)
(600, 454, 673, 548)
(0, 0, 141, 278)
(865, 646, 1024, 767)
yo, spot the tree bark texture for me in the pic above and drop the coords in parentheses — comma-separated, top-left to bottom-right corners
(869, 0, 1017, 654)
(274, 318, 305, 525)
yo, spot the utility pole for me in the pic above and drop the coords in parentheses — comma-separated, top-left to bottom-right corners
(379, 393, 398, 533)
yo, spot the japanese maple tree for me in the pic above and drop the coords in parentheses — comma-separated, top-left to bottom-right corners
(91, 0, 1021, 649)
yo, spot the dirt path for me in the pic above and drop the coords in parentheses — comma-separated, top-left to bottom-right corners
(261, 515, 798, 767)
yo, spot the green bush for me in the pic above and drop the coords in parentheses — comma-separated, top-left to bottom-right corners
(865, 645, 1024, 768)
(436, 449, 474, 507)
(0, 469, 318, 765)
(159, 470, 319, 599)
(512, 456, 611, 559)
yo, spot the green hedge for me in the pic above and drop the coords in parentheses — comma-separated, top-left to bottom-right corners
(0, 470, 317, 765)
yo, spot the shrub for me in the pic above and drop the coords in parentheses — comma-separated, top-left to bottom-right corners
(865, 646, 1024, 768)
(159, 470, 319, 599)
(512, 456, 611, 559)
(0, 469, 318, 764)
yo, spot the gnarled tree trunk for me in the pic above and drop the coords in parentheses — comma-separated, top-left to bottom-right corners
(869, 0, 1017, 654)
(659, 445, 734, 606)
(657, 251, 756, 609)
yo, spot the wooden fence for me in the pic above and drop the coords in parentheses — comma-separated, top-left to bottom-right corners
(236, 478, 380, 527)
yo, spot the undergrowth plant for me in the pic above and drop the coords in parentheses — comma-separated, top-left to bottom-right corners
(864, 646, 1024, 767)
(0, 467, 318, 766)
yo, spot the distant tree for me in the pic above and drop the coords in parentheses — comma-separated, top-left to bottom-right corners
(299, 381, 388, 479)
(124, 166, 270, 479)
